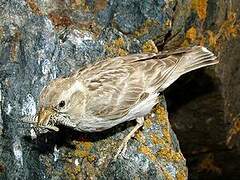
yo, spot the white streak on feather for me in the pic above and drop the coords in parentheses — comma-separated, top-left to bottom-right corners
(75, 93, 159, 132)
(60, 81, 85, 100)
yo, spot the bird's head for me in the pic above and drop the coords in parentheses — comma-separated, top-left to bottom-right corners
(37, 77, 86, 129)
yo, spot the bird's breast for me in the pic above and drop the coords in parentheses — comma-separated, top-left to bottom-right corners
(72, 93, 159, 132)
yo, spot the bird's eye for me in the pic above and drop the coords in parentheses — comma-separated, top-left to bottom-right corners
(59, 100, 65, 108)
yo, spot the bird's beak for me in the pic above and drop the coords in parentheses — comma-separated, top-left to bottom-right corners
(37, 107, 56, 126)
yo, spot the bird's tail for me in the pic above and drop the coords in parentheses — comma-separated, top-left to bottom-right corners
(175, 46, 218, 75)
(158, 46, 218, 90)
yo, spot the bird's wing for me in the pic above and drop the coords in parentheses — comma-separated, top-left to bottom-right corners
(77, 51, 183, 120)
(77, 46, 217, 120)
(120, 46, 217, 92)
(79, 58, 147, 120)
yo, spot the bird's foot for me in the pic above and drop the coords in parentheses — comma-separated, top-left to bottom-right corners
(114, 139, 129, 160)
(114, 117, 144, 160)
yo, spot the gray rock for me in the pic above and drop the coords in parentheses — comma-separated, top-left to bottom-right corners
(0, 0, 189, 179)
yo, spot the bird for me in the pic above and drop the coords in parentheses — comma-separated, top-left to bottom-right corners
(32, 46, 218, 159)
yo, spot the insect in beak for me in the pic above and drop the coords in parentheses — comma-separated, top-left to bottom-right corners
(20, 107, 59, 132)
(37, 107, 56, 126)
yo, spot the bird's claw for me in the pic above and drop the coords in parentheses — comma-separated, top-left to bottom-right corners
(114, 141, 128, 160)
(113, 117, 144, 160)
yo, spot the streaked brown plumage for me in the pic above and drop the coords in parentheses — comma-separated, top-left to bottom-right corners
(29, 46, 218, 158)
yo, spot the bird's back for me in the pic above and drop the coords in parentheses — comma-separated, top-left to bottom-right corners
(74, 46, 218, 131)
(133, 46, 218, 92)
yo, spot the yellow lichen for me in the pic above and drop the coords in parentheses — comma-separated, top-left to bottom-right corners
(10, 31, 21, 62)
(133, 19, 160, 37)
(134, 176, 141, 180)
(118, 49, 129, 56)
(181, 27, 199, 47)
(71, 0, 83, 9)
(225, 25, 238, 38)
(150, 133, 165, 145)
(135, 130, 146, 144)
(162, 128, 172, 144)
(183, 26, 205, 47)
(191, 0, 208, 22)
(82, 141, 93, 150)
(164, 19, 172, 28)
(157, 148, 183, 162)
(0, 27, 3, 41)
(94, 0, 108, 12)
(220, 11, 239, 40)
(206, 11, 239, 49)
(199, 35, 206, 46)
(73, 140, 93, 150)
(181, 39, 190, 48)
(68, 141, 96, 162)
(186, 27, 197, 42)
(86, 155, 97, 163)
(73, 150, 89, 158)
(197, 0, 208, 22)
(138, 145, 156, 161)
(64, 140, 97, 178)
(155, 105, 168, 125)
(64, 164, 81, 180)
(105, 37, 128, 57)
(114, 37, 125, 47)
(207, 30, 219, 48)
(197, 153, 222, 174)
(142, 40, 158, 53)
(162, 170, 174, 180)
(226, 116, 240, 147)
(144, 118, 153, 129)
(183, 7, 239, 50)
(0, 26, 4, 40)
(153, 105, 172, 144)
(48, 12, 73, 28)
(71, 0, 90, 12)
(26, 0, 43, 15)
(176, 169, 188, 180)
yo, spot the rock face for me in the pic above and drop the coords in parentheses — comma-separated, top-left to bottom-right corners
(1, 0, 239, 179)
(0, 0, 189, 179)
(164, 0, 240, 179)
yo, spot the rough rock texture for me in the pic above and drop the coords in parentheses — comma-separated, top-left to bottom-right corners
(0, 0, 189, 179)
(1, 0, 239, 179)
(164, 0, 240, 179)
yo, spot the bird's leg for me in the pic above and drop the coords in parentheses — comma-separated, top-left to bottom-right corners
(114, 117, 144, 160)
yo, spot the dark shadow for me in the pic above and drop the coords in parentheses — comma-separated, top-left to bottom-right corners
(164, 68, 219, 116)
(23, 120, 136, 154)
